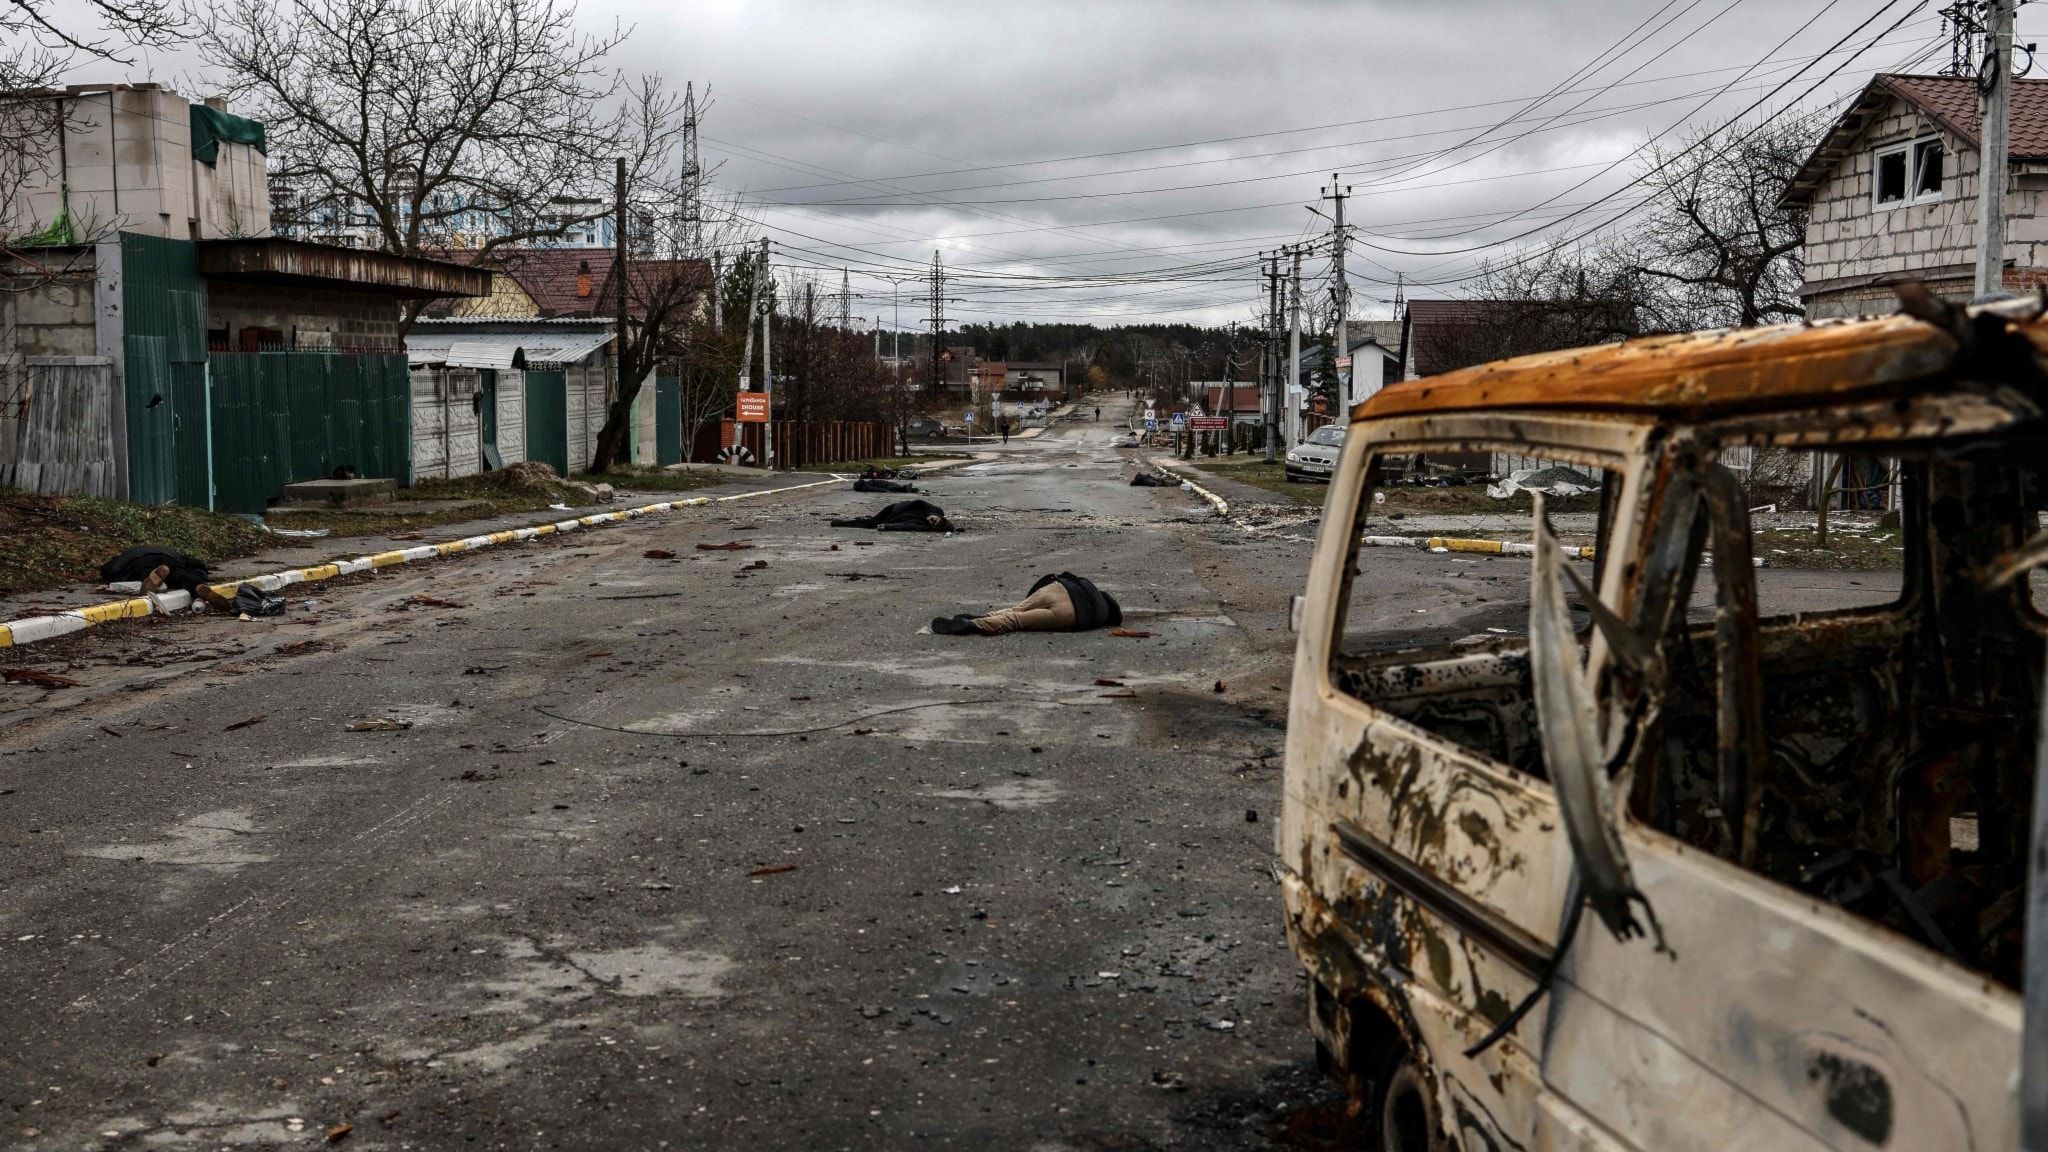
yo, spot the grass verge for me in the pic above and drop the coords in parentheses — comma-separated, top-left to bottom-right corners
(0, 491, 270, 596)
(1183, 457, 1323, 506)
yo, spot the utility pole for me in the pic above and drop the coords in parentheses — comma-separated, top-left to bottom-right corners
(1264, 252, 1281, 463)
(1977, 0, 2017, 298)
(1322, 174, 1352, 405)
(612, 157, 629, 468)
(710, 251, 722, 335)
(1288, 247, 1302, 447)
(840, 267, 851, 332)
(735, 247, 759, 459)
(759, 237, 774, 469)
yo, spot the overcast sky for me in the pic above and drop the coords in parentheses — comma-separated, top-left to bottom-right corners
(70, 0, 2044, 329)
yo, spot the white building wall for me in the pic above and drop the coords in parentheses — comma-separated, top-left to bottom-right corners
(631, 373, 657, 464)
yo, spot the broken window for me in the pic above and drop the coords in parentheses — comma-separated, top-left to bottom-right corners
(1631, 437, 2046, 989)
(1874, 137, 1942, 207)
(1328, 447, 1622, 780)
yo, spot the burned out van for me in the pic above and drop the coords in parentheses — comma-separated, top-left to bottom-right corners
(1280, 293, 2048, 1151)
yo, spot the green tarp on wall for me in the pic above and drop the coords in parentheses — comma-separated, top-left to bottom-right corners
(190, 105, 266, 165)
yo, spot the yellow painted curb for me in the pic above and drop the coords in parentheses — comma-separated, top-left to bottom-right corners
(0, 475, 850, 651)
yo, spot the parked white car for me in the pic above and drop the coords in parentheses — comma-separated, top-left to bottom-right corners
(1284, 424, 1345, 481)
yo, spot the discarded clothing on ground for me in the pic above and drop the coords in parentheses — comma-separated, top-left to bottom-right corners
(832, 499, 958, 533)
(234, 585, 287, 617)
(933, 571, 1121, 636)
(1129, 472, 1178, 487)
(98, 546, 209, 592)
(1487, 465, 1598, 500)
(852, 478, 919, 493)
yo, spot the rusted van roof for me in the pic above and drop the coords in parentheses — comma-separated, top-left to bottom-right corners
(1353, 313, 1970, 422)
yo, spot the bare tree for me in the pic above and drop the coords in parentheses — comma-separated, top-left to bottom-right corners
(193, 0, 666, 308)
(1621, 111, 1830, 329)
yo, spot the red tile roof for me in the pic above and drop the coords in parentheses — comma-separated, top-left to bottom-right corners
(485, 248, 711, 319)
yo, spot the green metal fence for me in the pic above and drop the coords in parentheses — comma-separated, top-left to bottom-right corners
(525, 369, 569, 476)
(120, 234, 208, 506)
(205, 352, 412, 514)
(655, 375, 682, 466)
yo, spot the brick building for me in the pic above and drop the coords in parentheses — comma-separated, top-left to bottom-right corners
(1782, 72, 2048, 318)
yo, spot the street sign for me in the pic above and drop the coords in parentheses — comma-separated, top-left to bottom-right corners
(1169, 412, 1187, 428)
(964, 411, 975, 424)
(1188, 416, 1228, 431)
(1143, 416, 1158, 430)
(735, 393, 771, 423)
(1335, 355, 1352, 369)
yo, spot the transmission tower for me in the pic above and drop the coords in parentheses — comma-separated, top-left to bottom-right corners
(928, 250, 947, 396)
(841, 267, 852, 332)
(1940, 2, 1986, 77)
(680, 82, 704, 257)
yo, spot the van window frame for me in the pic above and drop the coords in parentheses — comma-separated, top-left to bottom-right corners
(1326, 433, 1635, 785)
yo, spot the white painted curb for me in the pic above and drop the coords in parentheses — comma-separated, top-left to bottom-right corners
(0, 477, 847, 650)
(1147, 458, 1229, 517)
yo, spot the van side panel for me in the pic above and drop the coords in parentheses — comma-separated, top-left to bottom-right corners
(1544, 836, 2020, 1151)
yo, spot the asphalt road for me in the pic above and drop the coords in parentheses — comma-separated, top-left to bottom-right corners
(0, 412, 1352, 1152)
(0, 408, 1903, 1151)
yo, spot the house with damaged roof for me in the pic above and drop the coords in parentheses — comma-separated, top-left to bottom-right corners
(1783, 72, 2048, 318)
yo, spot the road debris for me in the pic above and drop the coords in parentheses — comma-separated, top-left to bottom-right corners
(1108, 628, 1153, 639)
(223, 715, 267, 732)
(407, 594, 465, 609)
(643, 549, 677, 559)
(346, 717, 413, 732)
(234, 586, 287, 617)
(749, 863, 799, 877)
(696, 542, 756, 551)
(326, 1122, 354, 1143)
(4, 668, 80, 688)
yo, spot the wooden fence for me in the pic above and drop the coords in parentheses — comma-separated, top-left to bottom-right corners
(693, 419, 894, 469)
(1, 356, 120, 498)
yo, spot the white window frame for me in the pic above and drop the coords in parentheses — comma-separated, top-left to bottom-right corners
(1873, 135, 1944, 209)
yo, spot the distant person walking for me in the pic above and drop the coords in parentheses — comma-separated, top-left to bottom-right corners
(1094, 406, 1100, 421)
(999, 417, 1010, 444)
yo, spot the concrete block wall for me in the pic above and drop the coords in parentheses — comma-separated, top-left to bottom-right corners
(564, 365, 607, 475)
(207, 281, 401, 350)
(2, 86, 267, 245)
(631, 373, 656, 464)
(1, 266, 97, 358)
(1802, 103, 1981, 287)
(410, 366, 483, 481)
(495, 373, 526, 468)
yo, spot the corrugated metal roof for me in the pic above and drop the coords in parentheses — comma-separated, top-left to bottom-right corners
(404, 328, 612, 369)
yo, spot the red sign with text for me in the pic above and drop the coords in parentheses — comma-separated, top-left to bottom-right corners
(1187, 416, 1228, 431)
(735, 393, 771, 423)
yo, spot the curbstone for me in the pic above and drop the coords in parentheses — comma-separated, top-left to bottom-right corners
(0, 477, 848, 651)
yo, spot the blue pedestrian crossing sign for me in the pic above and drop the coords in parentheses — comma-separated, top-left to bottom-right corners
(1169, 412, 1186, 428)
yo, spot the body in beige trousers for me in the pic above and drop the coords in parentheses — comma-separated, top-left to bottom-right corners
(971, 581, 1076, 635)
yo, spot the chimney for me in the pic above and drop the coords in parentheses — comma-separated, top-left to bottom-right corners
(576, 259, 592, 299)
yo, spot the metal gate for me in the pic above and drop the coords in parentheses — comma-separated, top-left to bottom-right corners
(120, 234, 208, 505)
(655, 374, 681, 466)
(524, 369, 568, 476)
(479, 369, 502, 471)
(206, 351, 411, 513)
